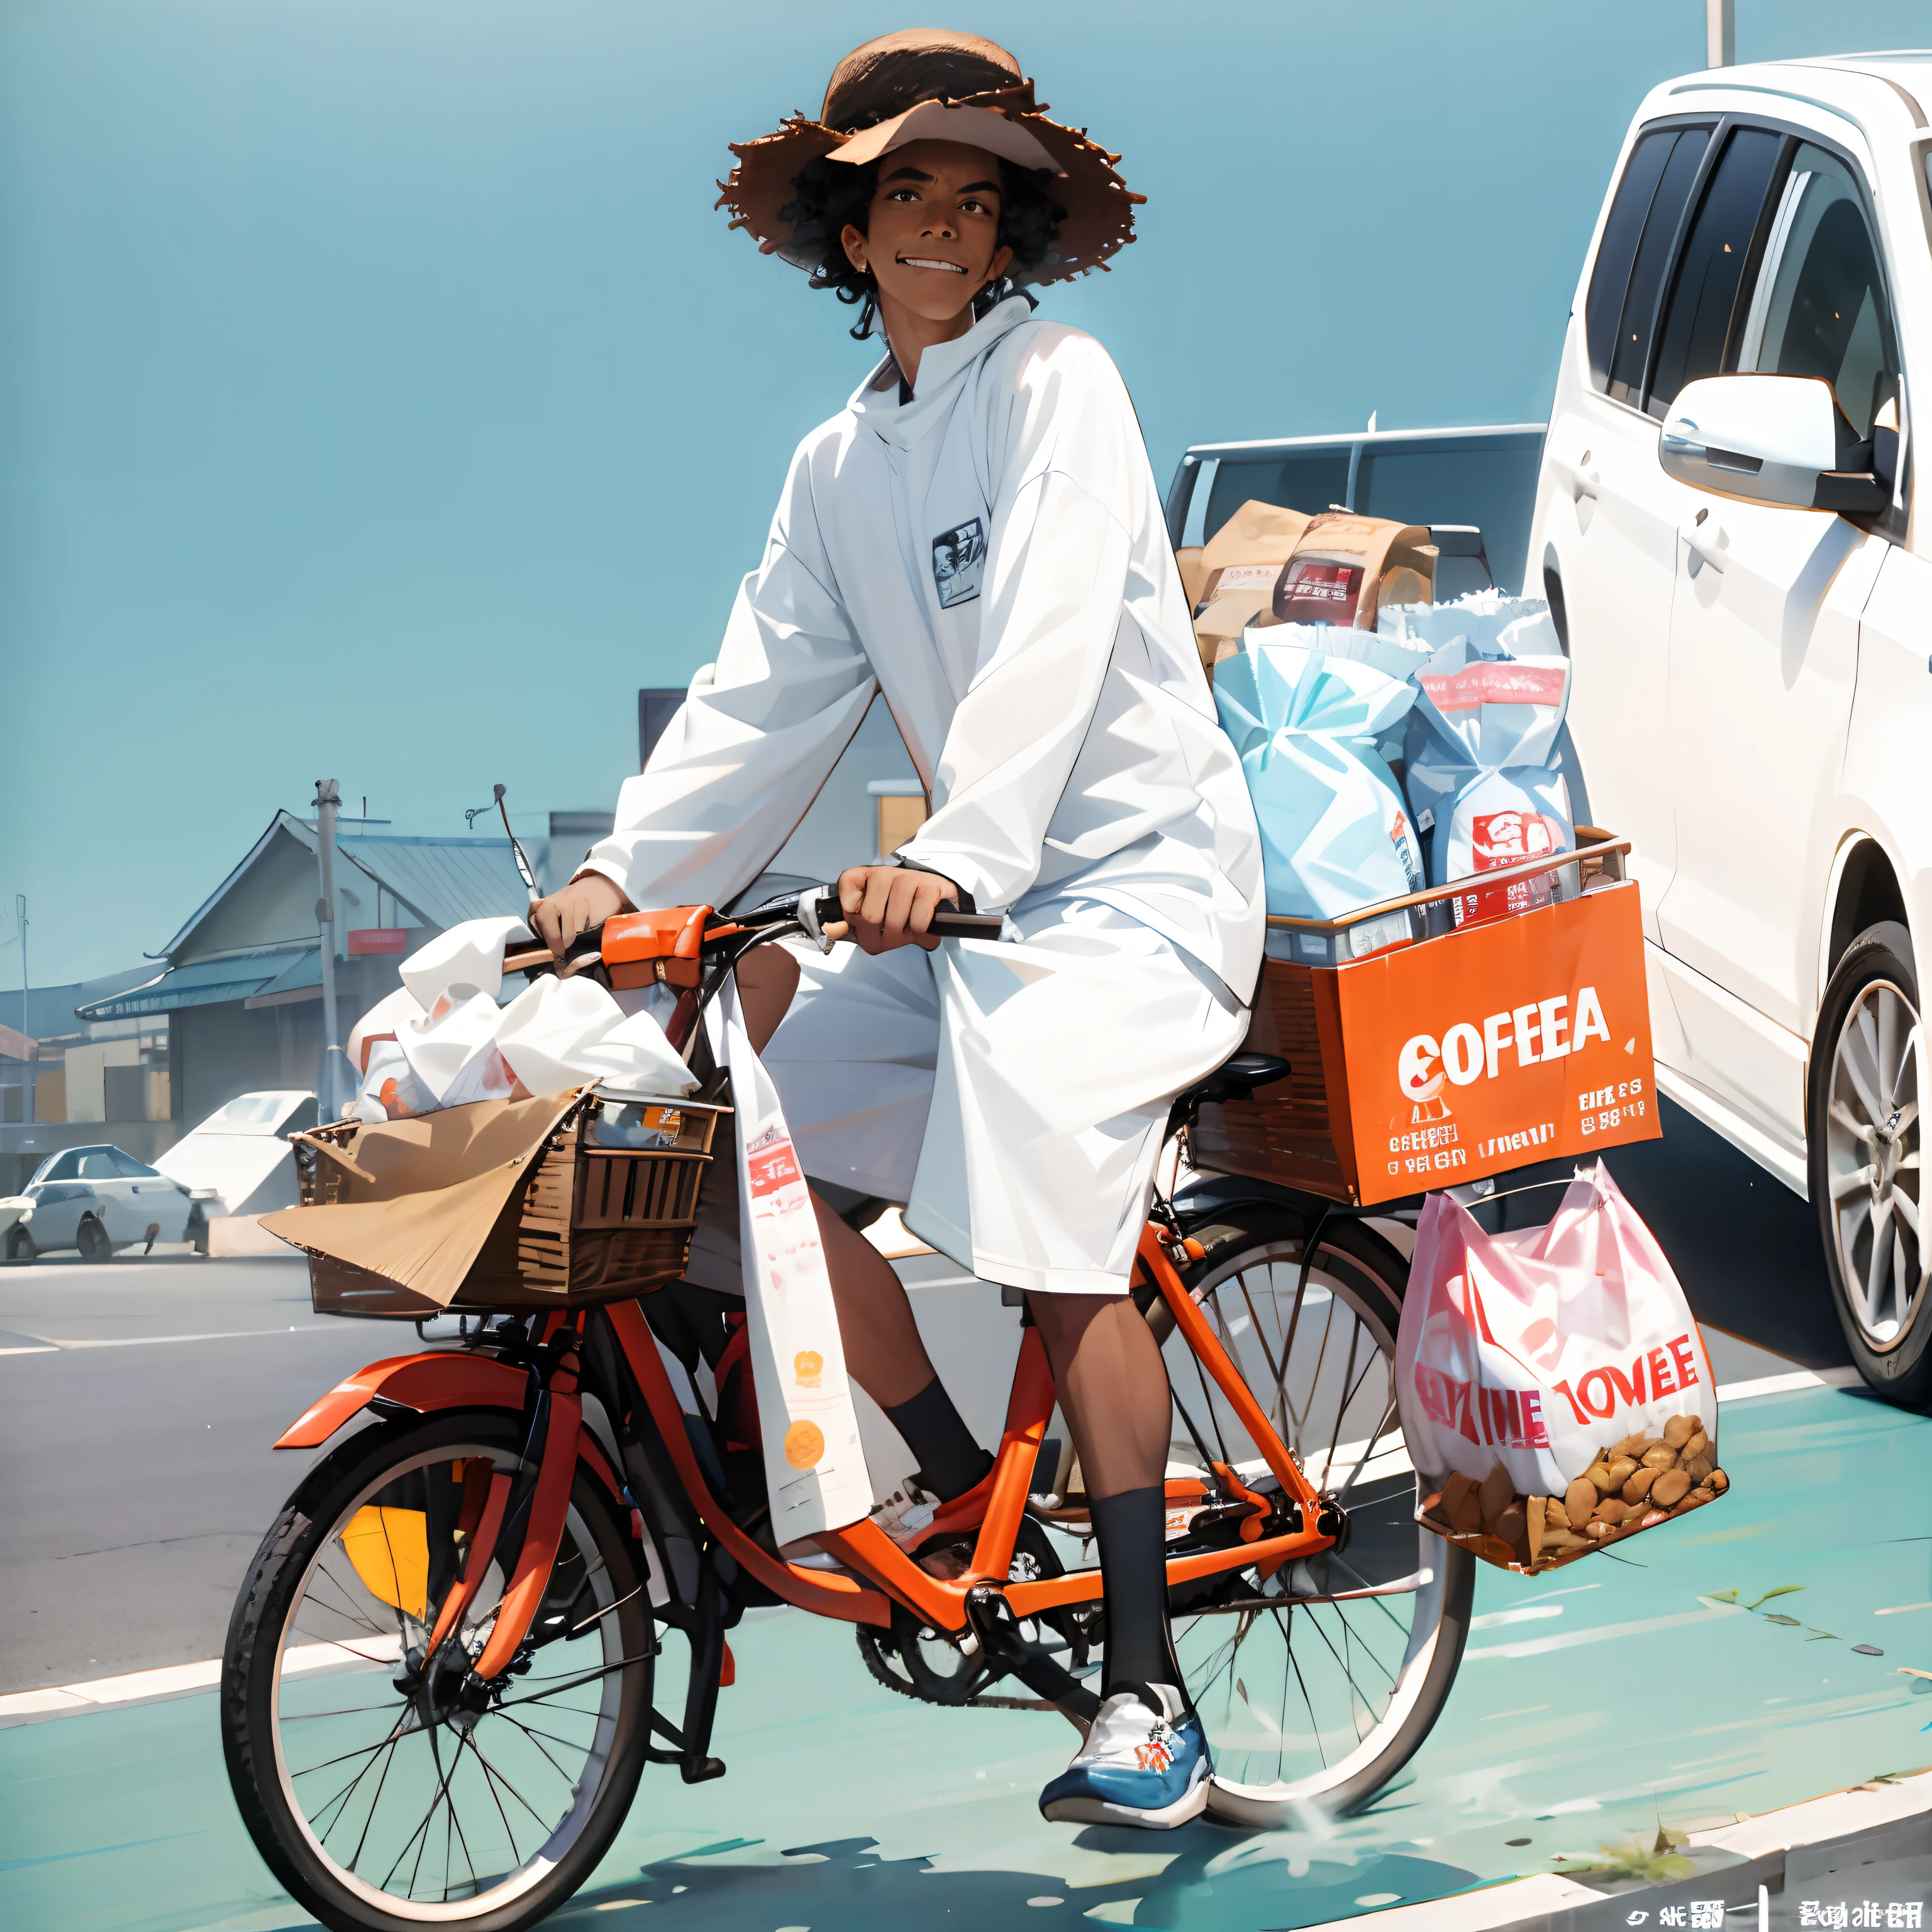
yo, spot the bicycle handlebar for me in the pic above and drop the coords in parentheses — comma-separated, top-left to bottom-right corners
(502, 885, 1006, 982)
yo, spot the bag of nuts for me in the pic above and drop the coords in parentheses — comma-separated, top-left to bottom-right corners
(1394, 1161, 1728, 1571)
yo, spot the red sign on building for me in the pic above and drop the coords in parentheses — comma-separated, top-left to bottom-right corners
(347, 928, 408, 957)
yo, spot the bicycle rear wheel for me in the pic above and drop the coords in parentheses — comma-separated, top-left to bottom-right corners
(1162, 1201, 1472, 1821)
(222, 1411, 652, 1932)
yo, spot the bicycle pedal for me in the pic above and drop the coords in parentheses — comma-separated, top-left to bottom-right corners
(679, 1755, 726, 1784)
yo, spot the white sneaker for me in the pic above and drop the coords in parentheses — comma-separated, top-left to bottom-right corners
(869, 1479, 941, 1548)
(1038, 1682, 1211, 1828)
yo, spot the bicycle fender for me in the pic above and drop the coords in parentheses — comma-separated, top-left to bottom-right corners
(273, 1351, 531, 1449)
(274, 1349, 629, 1502)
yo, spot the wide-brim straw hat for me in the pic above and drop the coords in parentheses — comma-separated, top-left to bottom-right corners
(717, 30, 1143, 287)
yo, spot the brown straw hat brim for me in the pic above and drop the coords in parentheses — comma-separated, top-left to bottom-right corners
(717, 76, 1143, 287)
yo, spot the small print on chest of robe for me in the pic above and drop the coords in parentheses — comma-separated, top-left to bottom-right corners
(931, 518, 986, 609)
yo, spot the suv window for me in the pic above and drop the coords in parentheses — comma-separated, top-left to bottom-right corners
(110, 1148, 160, 1178)
(1648, 126, 1785, 416)
(74, 1150, 120, 1179)
(1606, 127, 1711, 404)
(1585, 128, 1677, 386)
(1202, 452, 1351, 541)
(1736, 142, 1899, 436)
(33, 1150, 81, 1184)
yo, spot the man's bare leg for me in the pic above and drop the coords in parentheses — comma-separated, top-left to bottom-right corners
(1024, 1294, 1169, 1499)
(1028, 1291, 1183, 1702)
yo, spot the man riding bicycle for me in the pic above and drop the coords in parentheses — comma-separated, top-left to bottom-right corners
(532, 29, 1263, 1830)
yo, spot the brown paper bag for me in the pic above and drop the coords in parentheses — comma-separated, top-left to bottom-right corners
(1275, 511, 1438, 630)
(263, 1089, 590, 1313)
(1189, 501, 1439, 672)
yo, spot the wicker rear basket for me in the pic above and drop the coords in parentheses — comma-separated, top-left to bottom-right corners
(1191, 830, 1647, 1206)
(296, 1088, 728, 1318)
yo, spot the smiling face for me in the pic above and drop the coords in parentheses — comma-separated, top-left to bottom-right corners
(840, 138, 1015, 333)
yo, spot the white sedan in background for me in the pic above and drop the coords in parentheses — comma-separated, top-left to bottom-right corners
(4, 1145, 196, 1262)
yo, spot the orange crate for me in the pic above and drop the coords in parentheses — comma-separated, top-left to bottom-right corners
(1192, 830, 1658, 1204)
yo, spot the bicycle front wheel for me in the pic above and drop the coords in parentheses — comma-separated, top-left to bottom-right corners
(221, 1410, 653, 1932)
(1163, 1201, 1473, 1822)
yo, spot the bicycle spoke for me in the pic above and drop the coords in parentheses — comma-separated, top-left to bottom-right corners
(466, 1729, 553, 1829)
(289, 1718, 413, 1782)
(492, 1650, 649, 1709)
(493, 1712, 578, 1785)
(300, 1560, 392, 1638)
(1280, 1607, 1328, 1768)
(345, 1733, 400, 1876)
(493, 1709, 598, 1758)
(380, 1724, 462, 1894)
(459, 1730, 525, 1869)
(1233, 1267, 1287, 1407)
(1320, 1319, 1364, 1488)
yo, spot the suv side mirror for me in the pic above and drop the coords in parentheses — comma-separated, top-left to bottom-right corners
(1659, 374, 1887, 513)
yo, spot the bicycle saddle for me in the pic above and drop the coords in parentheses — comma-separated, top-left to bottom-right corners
(1185, 1052, 1291, 1108)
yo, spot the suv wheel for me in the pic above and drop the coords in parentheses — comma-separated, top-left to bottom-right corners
(1809, 921, 1932, 1405)
(4, 1224, 33, 1263)
(75, 1216, 113, 1263)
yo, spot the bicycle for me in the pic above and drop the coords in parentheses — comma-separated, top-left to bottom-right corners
(219, 886, 1474, 1931)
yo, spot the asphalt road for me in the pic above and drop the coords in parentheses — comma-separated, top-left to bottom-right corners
(0, 1249, 396, 1691)
(0, 1097, 1860, 1696)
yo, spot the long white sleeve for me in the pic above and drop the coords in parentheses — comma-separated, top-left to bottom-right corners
(582, 453, 876, 913)
(897, 341, 1141, 911)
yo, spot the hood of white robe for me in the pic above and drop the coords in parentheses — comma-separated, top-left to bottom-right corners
(847, 294, 1037, 450)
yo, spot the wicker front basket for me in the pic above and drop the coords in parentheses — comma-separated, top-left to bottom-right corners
(297, 1089, 728, 1318)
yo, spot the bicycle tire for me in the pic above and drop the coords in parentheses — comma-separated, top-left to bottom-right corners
(1166, 1199, 1474, 1821)
(221, 1409, 652, 1932)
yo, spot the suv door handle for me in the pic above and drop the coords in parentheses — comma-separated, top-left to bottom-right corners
(1555, 455, 1599, 503)
(1682, 521, 1726, 575)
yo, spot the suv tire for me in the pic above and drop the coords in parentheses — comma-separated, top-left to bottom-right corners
(1809, 921, 1932, 1406)
(75, 1216, 113, 1263)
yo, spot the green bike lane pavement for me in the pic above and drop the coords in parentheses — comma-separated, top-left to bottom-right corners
(4, 1377, 1928, 1932)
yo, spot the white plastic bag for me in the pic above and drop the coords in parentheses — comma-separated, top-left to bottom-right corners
(1396, 1162, 1726, 1570)
(400, 916, 530, 1009)
(1214, 637, 1426, 928)
(1379, 588, 1561, 658)
(492, 975, 694, 1101)
(340, 918, 696, 1122)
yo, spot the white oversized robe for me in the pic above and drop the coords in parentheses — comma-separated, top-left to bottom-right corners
(585, 296, 1263, 1294)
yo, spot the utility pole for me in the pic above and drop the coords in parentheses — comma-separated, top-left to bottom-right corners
(1706, 0, 1734, 68)
(313, 780, 350, 1120)
(15, 894, 30, 1126)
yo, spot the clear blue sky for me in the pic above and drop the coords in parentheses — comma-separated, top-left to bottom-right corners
(4, 0, 1924, 984)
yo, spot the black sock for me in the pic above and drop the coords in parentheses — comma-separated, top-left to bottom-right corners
(882, 1377, 992, 1503)
(1091, 1485, 1187, 1709)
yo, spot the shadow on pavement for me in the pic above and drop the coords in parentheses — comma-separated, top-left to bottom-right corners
(556, 1831, 1484, 1931)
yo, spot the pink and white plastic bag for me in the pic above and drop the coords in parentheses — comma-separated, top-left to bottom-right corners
(1396, 1163, 1719, 1562)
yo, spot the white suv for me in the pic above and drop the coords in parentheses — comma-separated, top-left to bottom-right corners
(1528, 54, 1932, 1403)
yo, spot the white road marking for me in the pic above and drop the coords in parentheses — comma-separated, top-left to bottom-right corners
(1465, 1602, 1745, 1661)
(1468, 1604, 1563, 1631)
(6, 1325, 337, 1350)
(0, 1633, 405, 1722)
(1716, 1365, 1864, 1401)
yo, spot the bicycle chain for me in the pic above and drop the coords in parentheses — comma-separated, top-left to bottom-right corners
(852, 1624, 1064, 1713)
